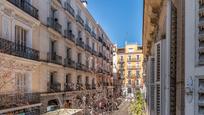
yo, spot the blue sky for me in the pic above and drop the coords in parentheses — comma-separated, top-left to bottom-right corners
(87, 0, 143, 47)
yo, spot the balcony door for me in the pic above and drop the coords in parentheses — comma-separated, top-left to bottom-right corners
(15, 72, 26, 93)
(67, 22, 71, 31)
(66, 48, 71, 59)
(15, 25, 27, 49)
(77, 53, 81, 64)
(78, 31, 82, 39)
(66, 74, 71, 84)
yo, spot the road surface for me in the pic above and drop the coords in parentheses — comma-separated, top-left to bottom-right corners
(112, 99, 130, 115)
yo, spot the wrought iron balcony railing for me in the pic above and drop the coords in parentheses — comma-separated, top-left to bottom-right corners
(97, 68, 103, 74)
(64, 2, 75, 17)
(85, 24, 91, 34)
(76, 83, 84, 91)
(117, 60, 125, 64)
(85, 44, 92, 53)
(0, 93, 40, 110)
(47, 52, 62, 65)
(47, 17, 62, 34)
(8, 0, 38, 19)
(127, 66, 140, 70)
(128, 74, 136, 78)
(76, 38, 85, 49)
(98, 52, 103, 57)
(48, 82, 61, 92)
(64, 57, 76, 68)
(0, 37, 39, 60)
(98, 37, 103, 43)
(92, 49, 98, 56)
(64, 82, 75, 91)
(85, 83, 91, 90)
(76, 62, 83, 70)
(76, 15, 84, 27)
(92, 84, 96, 89)
(127, 58, 140, 62)
(64, 30, 75, 43)
(91, 31, 96, 38)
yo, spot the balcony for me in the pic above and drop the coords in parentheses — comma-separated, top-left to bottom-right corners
(127, 66, 140, 70)
(64, 57, 76, 68)
(97, 68, 103, 74)
(0, 93, 40, 110)
(47, 52, 62, 65)
(8, 0, 38, 19)
(76, 38, 85, 49)
(47, 17, 62, 34)
(85, 83, 91, 90)
(76, 15, 84, 27)
(85, 24, 91, 34)
(64, 82, 75, 91)
(98, 37, 103, 43)
(98, 52, 103, 57)
(64, 2, 75, 17)
(92, 84, 96, 89)
(91, 31, 96, 38)
(92, 49, 98, 56)
(64, 30, 75, 43)
(76, 62, 83, 70)
(48, 82, 61, 92)
(76, 83, 84, 91)
(0, 37, 39, 61)
(128, 74, 136, 78)
(127, 58, 140, 62)
(117, 60, 125, 64)
(85, 44, 92, 53)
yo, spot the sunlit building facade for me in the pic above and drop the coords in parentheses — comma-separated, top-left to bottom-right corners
(0, 0, 114, 114)
(116, 44, 143, 97)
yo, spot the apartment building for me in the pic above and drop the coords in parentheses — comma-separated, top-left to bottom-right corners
(143, 0, 185, 115)
(116, 43, 143, 97)
(112, 44, 123, 98)
(0, 0, 114, 114)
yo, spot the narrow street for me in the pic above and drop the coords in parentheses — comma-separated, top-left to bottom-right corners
(112, 99, 130, 115)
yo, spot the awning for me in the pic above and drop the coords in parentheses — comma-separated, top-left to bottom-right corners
(43, 109, 83, 115)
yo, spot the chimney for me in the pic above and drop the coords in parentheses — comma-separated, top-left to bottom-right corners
(81, 0, 88, 8)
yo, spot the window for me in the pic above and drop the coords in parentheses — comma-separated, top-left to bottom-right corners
(85, 77, 89, 84)
(78, 31, 81, 38)
(77, 53, 81, 63)
(66, 74, 71, 83)
(120, 56, 123, 60)
(136, 71, 140, 76)
(136, 62, 139, 68)
(128, 55, 131, 60)
(15, 25, 27, 46)
(92, 42, 95, 50)
(128, 71, 131, 76)
(67, 21, 71, 30)
(15, 73, 26, 92)
(86, 38, 89, 45)
(66, 48, 71, 58)
(77, 76, 82, 83)
(136, 55, 140, 60)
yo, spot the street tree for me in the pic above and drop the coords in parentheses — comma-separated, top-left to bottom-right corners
(130, 90, 145, 115)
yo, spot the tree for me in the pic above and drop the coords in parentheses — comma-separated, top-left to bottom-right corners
(130, 90, 145, 115)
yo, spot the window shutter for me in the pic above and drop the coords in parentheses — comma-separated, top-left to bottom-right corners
(155, 43, 161, 115)
(169, 2, 177, 114)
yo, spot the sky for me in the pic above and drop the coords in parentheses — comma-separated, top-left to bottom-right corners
(87, 0, 144, 48)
